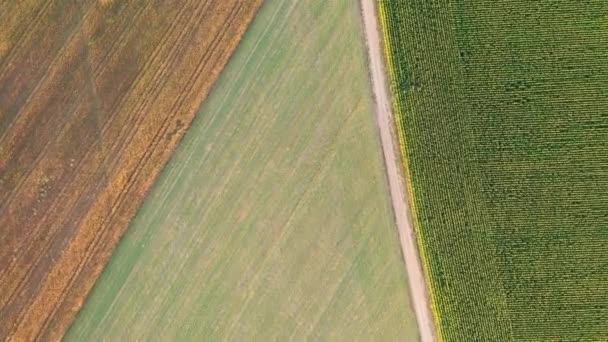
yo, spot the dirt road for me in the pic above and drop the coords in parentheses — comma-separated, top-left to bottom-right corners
(360, 1, 437, 341)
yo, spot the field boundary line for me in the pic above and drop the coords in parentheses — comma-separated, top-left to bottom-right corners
(359, 1, 437, 341)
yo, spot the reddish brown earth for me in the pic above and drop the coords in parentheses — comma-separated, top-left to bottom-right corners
(0, 0, 263, 340)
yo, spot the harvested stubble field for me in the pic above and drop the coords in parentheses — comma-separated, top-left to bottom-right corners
(379, 0, 608, 340)
(66, 0, 419, 340)
(0, 0, 262, 340)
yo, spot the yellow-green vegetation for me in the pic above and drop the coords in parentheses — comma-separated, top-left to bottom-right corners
(66, 1, 418, 340)
(379, 0, 608, 340)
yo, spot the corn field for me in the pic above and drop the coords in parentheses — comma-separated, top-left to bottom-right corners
(378, 0, 608, 340)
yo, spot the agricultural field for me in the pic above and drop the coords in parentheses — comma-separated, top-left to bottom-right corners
(379, 0, 608, 340)
(65, 0, 419, 340)
(0, 0, 261, 340)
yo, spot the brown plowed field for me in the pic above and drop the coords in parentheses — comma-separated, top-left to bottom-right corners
(0, 0, 263, 340)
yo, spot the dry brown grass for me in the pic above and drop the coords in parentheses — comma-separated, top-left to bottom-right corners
(0, 0, 263, 340)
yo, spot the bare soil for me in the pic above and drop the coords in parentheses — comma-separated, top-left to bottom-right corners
(360, 1, 437, 341)
(0, 0, 263, 340)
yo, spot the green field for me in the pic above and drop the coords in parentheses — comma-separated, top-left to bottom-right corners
(66, 1, 418, 340)
(379, 0, 608, 340)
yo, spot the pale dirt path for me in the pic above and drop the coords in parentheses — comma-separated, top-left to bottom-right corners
(359, 1, 437, 341)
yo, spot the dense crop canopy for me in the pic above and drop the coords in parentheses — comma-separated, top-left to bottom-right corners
(379, 0, 608, 340)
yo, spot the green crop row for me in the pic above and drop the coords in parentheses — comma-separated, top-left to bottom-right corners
(378, 0, 608, 340)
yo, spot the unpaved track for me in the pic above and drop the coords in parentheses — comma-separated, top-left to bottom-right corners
(360, 1, 436, 341)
